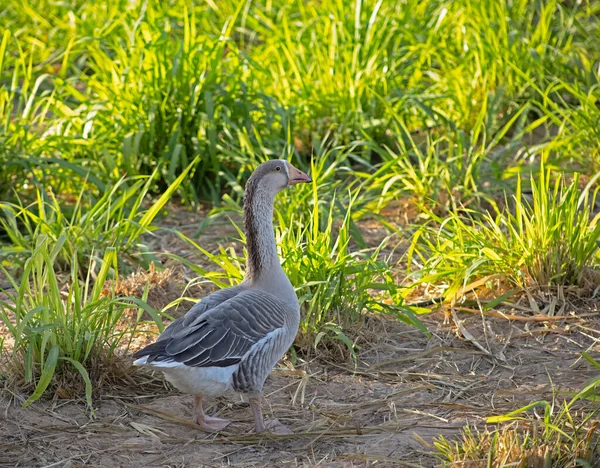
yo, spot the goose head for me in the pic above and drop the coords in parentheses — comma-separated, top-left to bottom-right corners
(246, 160, 312, 195)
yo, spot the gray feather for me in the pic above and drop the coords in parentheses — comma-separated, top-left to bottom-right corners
(134, 288, 289, 369)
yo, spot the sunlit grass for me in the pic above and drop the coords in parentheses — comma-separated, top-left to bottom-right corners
(0, 161, 196, 275)
(434, 357, 600, 466)
(409, 167, 600, 301)
(0, 235, 162, 409)
(2, 0, 599, 199)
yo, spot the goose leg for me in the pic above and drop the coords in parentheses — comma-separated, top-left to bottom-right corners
(193, 396, 231, 431)
(249, 395, 293, 434)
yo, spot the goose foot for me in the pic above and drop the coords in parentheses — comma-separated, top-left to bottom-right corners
(195, 415, 232, 432)
(193, 396, 231, 432)
(264, 418, 293, 434)
(249, 395, 292, 434)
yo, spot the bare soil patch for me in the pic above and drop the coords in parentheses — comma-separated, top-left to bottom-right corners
(2, 308, 599, 467)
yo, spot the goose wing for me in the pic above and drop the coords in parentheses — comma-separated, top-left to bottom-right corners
(155, 285, 244, 342)
(133, 289, 287, 368)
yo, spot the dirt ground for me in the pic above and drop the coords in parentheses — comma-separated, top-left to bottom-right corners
(2, 207, 600, 467)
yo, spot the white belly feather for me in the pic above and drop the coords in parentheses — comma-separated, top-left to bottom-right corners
(133, 357, 237, 397)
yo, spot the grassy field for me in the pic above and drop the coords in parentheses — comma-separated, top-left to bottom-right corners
(1, 0, 600, 465)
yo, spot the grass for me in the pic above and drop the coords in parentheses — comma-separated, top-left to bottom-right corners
(434, 359, 600, 467)
(0, 234, 162, 409)
(363, 98, 535, 214)
(538, 81, 600, 170)
(434, 421, 600, 467)
(1, 159, 196, 276)
(2, 0, 600, 200)
(409, 167, 600, 302)
(0, 160, 193, 407)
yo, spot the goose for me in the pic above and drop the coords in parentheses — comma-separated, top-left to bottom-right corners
(133, 160, 311, 434)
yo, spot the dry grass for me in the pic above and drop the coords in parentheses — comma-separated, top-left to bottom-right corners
(433, 421, 600, 467)
(104, 263, 183, 311)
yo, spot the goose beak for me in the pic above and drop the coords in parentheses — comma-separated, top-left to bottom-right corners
(286, 162, 312, 185)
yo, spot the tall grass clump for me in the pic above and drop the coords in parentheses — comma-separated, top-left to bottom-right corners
(536, 81, 600, 170)
(0, 31, 121, 200)
(410, 168, 600, 301)
(65, 5, 293, 202)
(0, 32, 69, 199)
(1, 2, 292, 202)
(0, 160, 196, 275)
(0, 235, 162, 409)
(364, 98, 536, 214)
(241, 0, 405, 144)
(274, 160, 425, 351)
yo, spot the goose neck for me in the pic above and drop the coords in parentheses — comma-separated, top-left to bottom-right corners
(244, 186, 280, 282)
